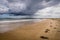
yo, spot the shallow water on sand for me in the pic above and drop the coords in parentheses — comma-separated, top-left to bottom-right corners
(0, 19, 45, 33)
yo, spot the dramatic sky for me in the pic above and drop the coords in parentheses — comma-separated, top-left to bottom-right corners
(0, 0, 60, 18)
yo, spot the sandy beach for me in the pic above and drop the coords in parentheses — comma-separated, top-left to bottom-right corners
(0, 19, 60, 40)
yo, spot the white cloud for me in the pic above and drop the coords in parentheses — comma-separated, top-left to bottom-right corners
(9, 2, 27, 13)
(0, 4, 9, 13)
(0, 0, 27, 13)
(34, 4, 60, 18)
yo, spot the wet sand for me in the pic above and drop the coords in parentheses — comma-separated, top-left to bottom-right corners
(0, 19, 60, 40)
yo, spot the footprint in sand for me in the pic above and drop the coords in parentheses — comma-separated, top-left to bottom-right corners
(50, 25, 52, 27)
(50, 22, 53, 27)
(57, 31, 60, 32)
(50, 22, 52, 24)
(40, 36, 49, 39)
(45, 29, 50, 33)
(54, 25, 58, 29)
(54, 27, 56, 29)
(56, 25, 58, 26)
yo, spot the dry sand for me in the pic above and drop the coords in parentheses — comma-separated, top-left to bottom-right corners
(0, 19, 60, 40)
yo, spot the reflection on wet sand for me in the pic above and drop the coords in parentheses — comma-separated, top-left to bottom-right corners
(0, 19, 44, 33)
(0, 19, 60, 40)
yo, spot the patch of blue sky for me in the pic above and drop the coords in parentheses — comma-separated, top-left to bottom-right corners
(0, 14, 30, 18)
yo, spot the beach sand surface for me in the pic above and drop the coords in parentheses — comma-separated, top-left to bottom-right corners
(0, 19, 60, 40)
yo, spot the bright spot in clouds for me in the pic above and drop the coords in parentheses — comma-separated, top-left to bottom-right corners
(34, 4, 60, 18)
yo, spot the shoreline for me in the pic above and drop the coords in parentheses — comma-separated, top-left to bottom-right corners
(0, 19, 46, 23)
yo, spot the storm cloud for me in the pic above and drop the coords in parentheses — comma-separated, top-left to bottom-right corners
(0, 0, 60, 18)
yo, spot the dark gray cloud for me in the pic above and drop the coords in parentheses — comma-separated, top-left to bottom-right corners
(45, 0, 51, 2)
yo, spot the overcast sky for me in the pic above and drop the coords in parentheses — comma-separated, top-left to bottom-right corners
(0, 0, 60, 18)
